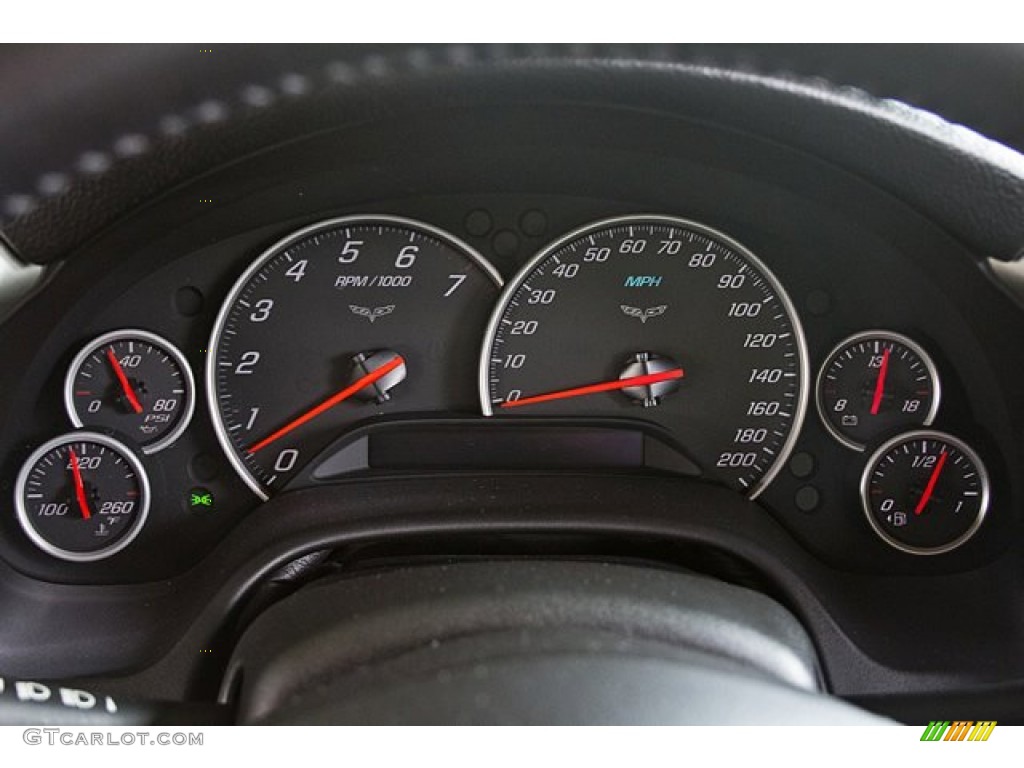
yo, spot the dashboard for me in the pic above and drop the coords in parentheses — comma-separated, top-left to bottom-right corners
(1, 45, 1024, 722)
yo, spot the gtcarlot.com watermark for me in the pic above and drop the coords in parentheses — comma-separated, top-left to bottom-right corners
(23, 729, 203, 747)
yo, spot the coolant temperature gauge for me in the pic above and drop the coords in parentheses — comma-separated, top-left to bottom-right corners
(861, 430, 989, 555)
(14, 432, 150, 562)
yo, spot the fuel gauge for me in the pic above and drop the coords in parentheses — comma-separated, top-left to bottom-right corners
(861, 430, 989, 555)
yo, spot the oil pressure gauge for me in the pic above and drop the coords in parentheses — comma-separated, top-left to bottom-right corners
(861, 430, 989, 555)
(817, 330, 939, 450)
(65, 329, 195, 454)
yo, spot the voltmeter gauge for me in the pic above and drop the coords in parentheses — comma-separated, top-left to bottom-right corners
(65, 329, 195, 453)
(14, 432, 150, 562)
(817, 330, 939, 450)
(861, 430, 989, 555)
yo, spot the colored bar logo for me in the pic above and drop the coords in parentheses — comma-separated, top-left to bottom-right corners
(920, 721, 997, 741)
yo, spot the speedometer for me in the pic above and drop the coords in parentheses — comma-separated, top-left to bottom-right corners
(480, 215, 808, 497)
(209, 215, 501, 499)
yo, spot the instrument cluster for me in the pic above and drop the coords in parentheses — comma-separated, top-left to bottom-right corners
(6, 208, 997, 575)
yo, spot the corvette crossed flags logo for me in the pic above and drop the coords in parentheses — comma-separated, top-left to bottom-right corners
(349, 305, 396, 323)
(620, 304, 668, 323)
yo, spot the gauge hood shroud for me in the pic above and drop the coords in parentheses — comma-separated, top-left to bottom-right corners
(1, 45, 1024, 264)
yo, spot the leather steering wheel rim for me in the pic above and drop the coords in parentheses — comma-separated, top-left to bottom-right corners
(1, 43, 1023, 265)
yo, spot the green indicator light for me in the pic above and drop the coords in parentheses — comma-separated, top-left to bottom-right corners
(189, 488, 214, 508)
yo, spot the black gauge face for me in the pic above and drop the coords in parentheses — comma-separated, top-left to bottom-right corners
(65, 329, 195, 454)
(208, 215, 502, 498)
(481, 215, 809, 497)
(861, 430, 989, 555)
(817, 331, 939, 450)
(14, 432, 150, 562)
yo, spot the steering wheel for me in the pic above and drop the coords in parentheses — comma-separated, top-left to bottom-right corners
(1, 44, 1023, 725)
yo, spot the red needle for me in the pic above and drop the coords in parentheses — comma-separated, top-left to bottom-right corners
(248, 354, 405, 454)
(68, 448, 92, 520)
(106, 347, 143, 414)
(869, 347, 890, 416)
(914, 450, 948, 516)
(500, 367, 684, 409)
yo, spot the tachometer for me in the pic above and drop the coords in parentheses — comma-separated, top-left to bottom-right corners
(209, 215, 501, 499)
(480, 215, 808, 497)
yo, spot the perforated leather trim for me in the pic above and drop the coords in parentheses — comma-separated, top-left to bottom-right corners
(1, 44, 1022, 263)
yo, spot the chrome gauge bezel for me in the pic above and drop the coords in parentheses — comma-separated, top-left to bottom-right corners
(859, 429, 990, 556)
(478, 213, 810, 500)
(64, 328, 196, 455)
(14, 431, 151, 563)
(815, 329, 941, 452)
(206, 214, 503, 500)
